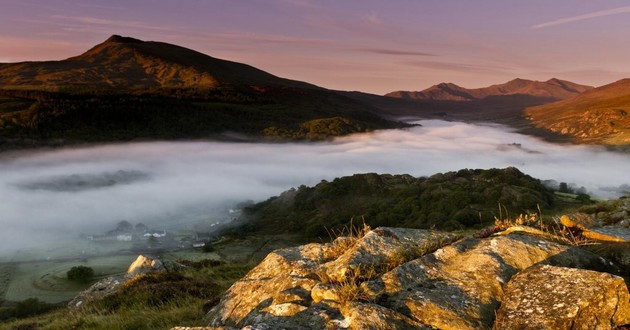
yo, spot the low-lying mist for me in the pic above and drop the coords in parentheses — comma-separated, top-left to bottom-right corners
(1, 120, 628, 253)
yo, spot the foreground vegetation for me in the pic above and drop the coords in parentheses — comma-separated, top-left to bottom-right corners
(0, 261, 251, 330)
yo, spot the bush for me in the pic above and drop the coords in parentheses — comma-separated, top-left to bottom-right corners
(0, 298, 54, 321)
(201, 243, 215, 253)
(67, 265, 94, 283)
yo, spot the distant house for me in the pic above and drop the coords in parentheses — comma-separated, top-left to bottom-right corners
(88, 234, 131, 242)
(116, 234, 133, 241)
(143, 230, 166, 238)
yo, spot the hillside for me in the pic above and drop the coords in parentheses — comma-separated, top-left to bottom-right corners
(386, 78, 592, 102)
(0, 35, 314, 91)
(0, 35, 406, 148)
(228, 167, 561, 239)
(525, 78, 630, 145)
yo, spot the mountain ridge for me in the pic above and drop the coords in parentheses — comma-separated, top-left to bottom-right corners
(525, 78, 630, 145)
(0, 34, 315, 91)
(386, 78, 593, 102)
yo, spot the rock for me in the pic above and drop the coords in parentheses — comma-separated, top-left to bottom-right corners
(375, 234, 618, 330)
(321, 227, 461, 282)
(206, 244, 326, 327)
(494, 264, 630, 329)
(127, 255, 165, 277)
(340, 301, 431, 329)
(560, 215, 627, 243)
(200, 227, 626, 330)
(68, 275, 124, 309)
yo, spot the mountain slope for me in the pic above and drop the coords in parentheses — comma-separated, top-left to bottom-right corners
(525, 79, 630, 145)
(386, 78, 593, 102)
(0, 35, 405, 149)
(0, 35, 314, 90)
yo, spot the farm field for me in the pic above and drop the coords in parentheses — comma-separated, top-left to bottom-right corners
(1, 255, 135, 304)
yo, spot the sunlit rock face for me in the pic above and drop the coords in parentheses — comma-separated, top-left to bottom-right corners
(197, 227, 629, 330)
(495, 264, 630, 329)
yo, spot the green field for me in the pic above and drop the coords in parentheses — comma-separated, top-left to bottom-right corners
(1, 255, 135, 304)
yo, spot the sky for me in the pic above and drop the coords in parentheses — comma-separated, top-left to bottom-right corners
(1, 120, 629, 253)
(1, 1, 630, 94)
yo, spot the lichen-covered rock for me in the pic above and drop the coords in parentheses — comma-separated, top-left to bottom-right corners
(376, 234, 620, 330)
(321, 227, 461, 282)
(201, 227, 626, 330)
(206, 244, 326, 327)
(494, 264, 630, 329)
(339, 301, 431, 329)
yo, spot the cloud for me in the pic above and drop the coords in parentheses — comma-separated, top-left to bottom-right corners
(1, 120, 629, 254)
(352, 48, 436, 57)
(50, 15, 174, 32)
(405, 60, 511, 74)
(532, 6, 630, 29)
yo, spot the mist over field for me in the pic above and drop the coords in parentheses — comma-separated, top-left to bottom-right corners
(1, 120, 628, 253)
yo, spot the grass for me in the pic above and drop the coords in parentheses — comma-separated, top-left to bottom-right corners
(0, 260, 253, 330)
(323, 221, 372, 261)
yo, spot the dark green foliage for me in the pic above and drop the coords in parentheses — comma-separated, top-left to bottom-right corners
(234, 167, 558, 239)
(201, 243, 215, 252)
(67, 266, 94, 283)
(0, 298, 55, 321)
(0, 88, 407, 149)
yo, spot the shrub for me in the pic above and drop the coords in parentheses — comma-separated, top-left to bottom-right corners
(67, 265, 94, 283)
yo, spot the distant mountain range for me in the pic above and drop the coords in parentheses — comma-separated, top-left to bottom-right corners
(0, 35, 627, 148)
(386, 78, 593, 102)
(525, 79, 630, 145)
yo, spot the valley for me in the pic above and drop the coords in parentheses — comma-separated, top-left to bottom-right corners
(0, 24, 629, 329)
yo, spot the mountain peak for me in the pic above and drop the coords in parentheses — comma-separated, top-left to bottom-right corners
(104, 35, 143, 44)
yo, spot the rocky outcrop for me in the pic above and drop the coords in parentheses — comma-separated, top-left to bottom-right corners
(69, 255, 165, 309)
(198, 227, 629, 330)
(495, 264, 630, 329)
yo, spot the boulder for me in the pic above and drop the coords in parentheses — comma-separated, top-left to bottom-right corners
(126, 255, 165, 277)
(494, 264, 630, 329)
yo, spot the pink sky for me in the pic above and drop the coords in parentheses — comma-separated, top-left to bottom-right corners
(1, 0, 630, 94)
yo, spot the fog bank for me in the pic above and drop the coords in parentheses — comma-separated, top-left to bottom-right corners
(1, 120, 628, 252)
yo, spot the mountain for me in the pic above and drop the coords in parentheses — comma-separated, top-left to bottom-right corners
(0, 35, 314, 90)
(0, 35, 405, 149)
(386, 78, 593, 102)
(525, 79, 630, 146)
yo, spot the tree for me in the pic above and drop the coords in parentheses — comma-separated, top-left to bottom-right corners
(67, 265, 94, 283)
(116, 220, 133, 233)
(558, 182, 570, 193)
